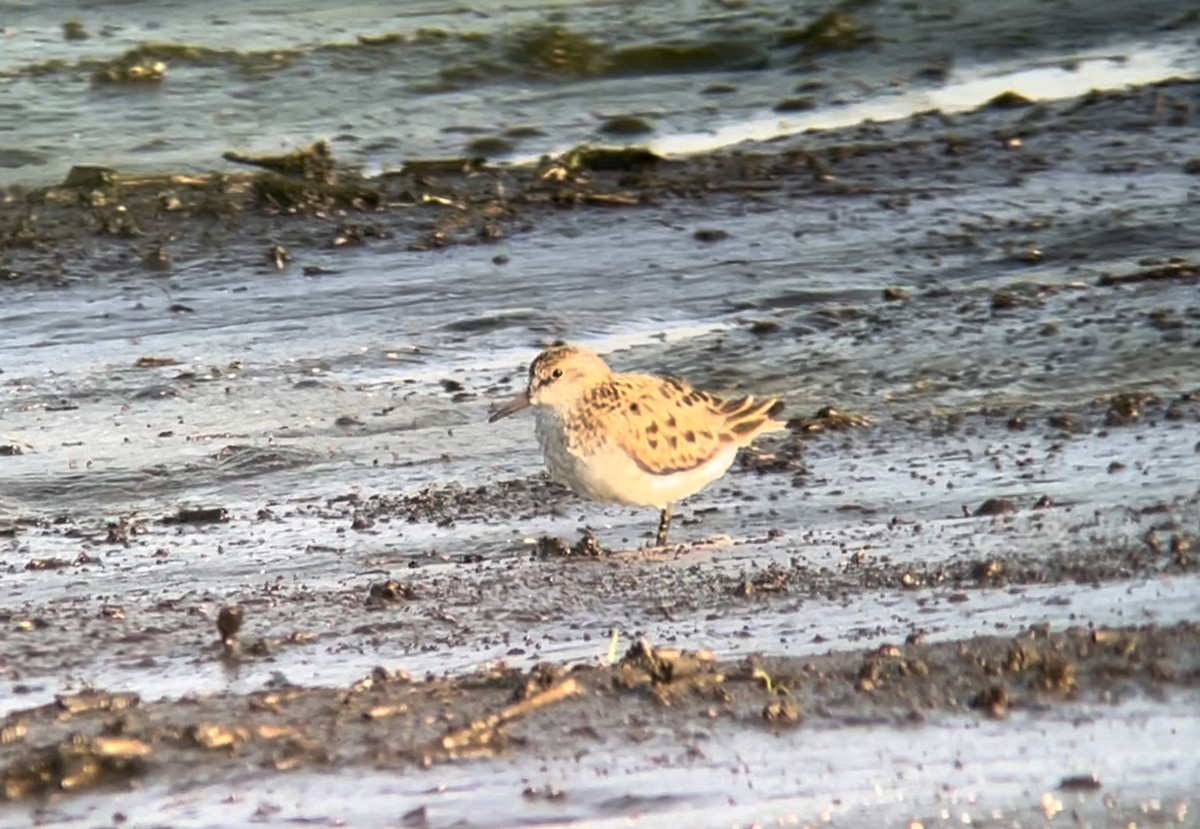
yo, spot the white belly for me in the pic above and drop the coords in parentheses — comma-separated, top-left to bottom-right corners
(534, 409, 738, 509)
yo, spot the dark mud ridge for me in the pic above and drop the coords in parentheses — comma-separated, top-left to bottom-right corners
(3, 622, 1198, 803)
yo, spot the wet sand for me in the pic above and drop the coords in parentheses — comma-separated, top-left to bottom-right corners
(3, 71, 1200, 829)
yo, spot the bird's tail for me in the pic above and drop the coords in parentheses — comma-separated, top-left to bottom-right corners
(721, 396, 787, 441)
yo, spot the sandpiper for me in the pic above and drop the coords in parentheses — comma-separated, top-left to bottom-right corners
(488, 344, 786, 546)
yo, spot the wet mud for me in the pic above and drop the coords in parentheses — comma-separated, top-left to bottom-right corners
(4, 623, 1198, 800)
(3, 62, 1200, 829)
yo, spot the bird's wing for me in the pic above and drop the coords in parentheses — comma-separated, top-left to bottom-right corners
(595, 374, 786, 475)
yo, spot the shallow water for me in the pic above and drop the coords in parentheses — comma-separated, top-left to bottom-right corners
(1, 0, 1197, 185)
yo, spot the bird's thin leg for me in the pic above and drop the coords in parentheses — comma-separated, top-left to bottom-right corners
(655, 504, 673, 547)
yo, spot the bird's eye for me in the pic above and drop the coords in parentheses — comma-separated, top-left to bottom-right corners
(551, 368, 563, 380)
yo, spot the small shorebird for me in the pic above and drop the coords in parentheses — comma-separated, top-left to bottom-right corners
(488, 344, 786, 546)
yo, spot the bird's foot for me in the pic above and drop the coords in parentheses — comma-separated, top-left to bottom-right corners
(638, 539, 689, 554)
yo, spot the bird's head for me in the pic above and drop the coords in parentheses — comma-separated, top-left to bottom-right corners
(488, 344, 613, 422)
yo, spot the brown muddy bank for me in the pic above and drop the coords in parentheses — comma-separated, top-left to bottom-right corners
(4, 622, 1199, 803)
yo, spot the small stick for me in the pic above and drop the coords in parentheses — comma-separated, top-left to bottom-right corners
(434, 678, 581, 754)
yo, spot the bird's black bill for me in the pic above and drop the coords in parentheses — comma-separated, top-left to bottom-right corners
(487, 390, 531, 423)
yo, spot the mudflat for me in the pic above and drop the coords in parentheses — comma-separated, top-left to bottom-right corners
(2, 16, 1199, 829)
